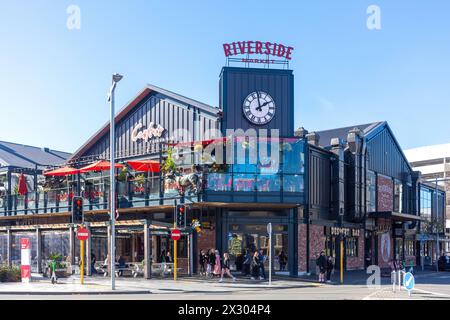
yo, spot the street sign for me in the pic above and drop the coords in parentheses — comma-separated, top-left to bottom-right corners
(404, 272, 415, 292)
(77, 227, 89, 241)
(171, 229, 181, 241)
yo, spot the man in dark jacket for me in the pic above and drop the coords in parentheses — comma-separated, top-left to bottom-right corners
(316, 251, 327, 283)
(242, 249, 252, 276)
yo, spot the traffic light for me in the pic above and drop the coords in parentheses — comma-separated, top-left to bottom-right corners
(72, 196, 84, 224)
(176, 204, 186, 228)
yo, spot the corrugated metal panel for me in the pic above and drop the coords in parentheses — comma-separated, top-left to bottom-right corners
(81, 92, 219, 161)
(309, 147, 332, 220)
(367, 128, 411, 180)
(220, 67, 294, 137)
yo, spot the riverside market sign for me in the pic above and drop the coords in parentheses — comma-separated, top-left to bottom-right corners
(223, 41, 294, 64)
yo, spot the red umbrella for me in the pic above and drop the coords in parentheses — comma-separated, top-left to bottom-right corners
(18, 173, 28, 196)
(79, 160, 124, 173)
(44, 166, 80, 176)
(127, 160, 160, 173)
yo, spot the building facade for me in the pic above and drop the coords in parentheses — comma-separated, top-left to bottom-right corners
(404, 144, 450, 260)
(0, 64, 445, 277)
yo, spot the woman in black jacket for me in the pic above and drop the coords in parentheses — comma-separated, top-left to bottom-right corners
(199, 250, 207, 276)
(208, 249, 216, 278)
(251, 251, 260, 280)
(219, 252, 236, 282)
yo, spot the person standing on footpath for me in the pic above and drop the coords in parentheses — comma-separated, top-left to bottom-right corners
(316, 251, 327, 283)
(326, 256, 334, 283)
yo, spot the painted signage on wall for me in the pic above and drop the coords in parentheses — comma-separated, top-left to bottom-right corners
(377, 175, 393, 211)
(131, 122, 165, 143)
(223, 41, 294, 64)
(380, 232, 392, 263)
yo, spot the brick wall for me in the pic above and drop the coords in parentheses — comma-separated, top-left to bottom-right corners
(196, 229, 216, 274)
(298, 224, 307, 272)
(298, 223, 326, 273)
(346, 230, 365, 270)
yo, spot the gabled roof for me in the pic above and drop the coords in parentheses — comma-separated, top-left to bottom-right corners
(315, 122, 384, 147)
(69, 84, 219, 161)
(315, 121, 413, 172)
(0, 141, 71, 170)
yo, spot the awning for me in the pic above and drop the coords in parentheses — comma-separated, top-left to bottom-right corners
(368, 211, 425, 222)
(44, 166, 80, 176)
(79, 160, 125, 173)
(127, 160, 160, 173)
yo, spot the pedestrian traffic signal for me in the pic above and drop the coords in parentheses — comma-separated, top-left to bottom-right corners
(176, 204, 186, 228)
(72, 196, 83, 224)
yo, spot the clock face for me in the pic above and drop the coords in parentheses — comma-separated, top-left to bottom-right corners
(242, 91, 276, 125)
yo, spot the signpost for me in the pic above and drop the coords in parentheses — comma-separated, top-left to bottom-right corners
(77, 226, 89, 285)
(267, 223, 272, 286)
(20, 238, 31, 283)
(171, 229, 181, 281)
(404, 272, 415, 297)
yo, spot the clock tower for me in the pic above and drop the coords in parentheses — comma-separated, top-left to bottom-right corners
(219, 66, 294, 136)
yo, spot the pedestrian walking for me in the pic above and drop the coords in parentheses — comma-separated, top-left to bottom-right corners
(213, 250, 221, 277)
(251, 251, 261, 280)
(326, 256, 334, 283)
(207, 248, 216, 278)
(199, 250, 207, 276)
(316, 251, 327, 283)
(242, 249, 252, 276)
(219, 252, 236, 282)
(258, 249, 266, 280)
(278, 250, 287, 272)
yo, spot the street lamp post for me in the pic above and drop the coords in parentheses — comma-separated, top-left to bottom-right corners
(108, 73, 123, 290)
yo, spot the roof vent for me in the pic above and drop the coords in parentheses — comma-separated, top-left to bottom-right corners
(42, 147, 50, 153)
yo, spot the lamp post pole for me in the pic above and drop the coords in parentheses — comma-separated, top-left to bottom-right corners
(108, 73, 123, 290)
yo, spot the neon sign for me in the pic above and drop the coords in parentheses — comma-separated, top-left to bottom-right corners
(131, 122, 165, 142)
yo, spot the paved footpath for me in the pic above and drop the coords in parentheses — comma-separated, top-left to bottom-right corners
(0, 270, 449, 300)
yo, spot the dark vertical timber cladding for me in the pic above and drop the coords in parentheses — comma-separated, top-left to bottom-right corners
(219, 67, 294, 136)
(308, 146, 333, 220)
(366, 127, 411, 181)
(81, 92, 218, 161)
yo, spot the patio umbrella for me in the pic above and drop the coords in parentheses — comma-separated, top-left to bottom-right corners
(44, 166, 80, 176)
(127, 159, 160, 173)
(18, 173, 28, 196)
(79, 160, 125, 173)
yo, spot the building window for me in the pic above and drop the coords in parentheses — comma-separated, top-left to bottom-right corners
(367, 171, 376, 212)
(345, 237, 358, 257)
(404, 239, 415, 256)
(420, 187, 432, 233)
(394, 180, 403, 212)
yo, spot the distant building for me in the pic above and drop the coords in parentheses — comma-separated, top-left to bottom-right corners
(0, 141, 71, 214)
(404, 144, 450, 255)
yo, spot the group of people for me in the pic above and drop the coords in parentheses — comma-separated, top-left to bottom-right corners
(316, 251, 334, 283)
(199, 249, 236, 282)
(199, 248, 272, 282)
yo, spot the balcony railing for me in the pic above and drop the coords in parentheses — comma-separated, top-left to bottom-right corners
(0, 176, 199, 217)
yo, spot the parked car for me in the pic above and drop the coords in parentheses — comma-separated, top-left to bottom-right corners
(438, 255, 450, 271)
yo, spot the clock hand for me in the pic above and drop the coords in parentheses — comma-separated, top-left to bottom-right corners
(256, 91, 263, 111)
(260, 101, 271, 108)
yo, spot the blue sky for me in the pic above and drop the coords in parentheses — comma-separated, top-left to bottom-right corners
(1, 1, 449, 153)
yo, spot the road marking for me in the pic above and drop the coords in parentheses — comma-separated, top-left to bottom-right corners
(412, 288, 450, 298)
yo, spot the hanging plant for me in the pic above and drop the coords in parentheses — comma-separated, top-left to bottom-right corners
(117, 167, 128, 182)
(162, 147, 177, 173)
